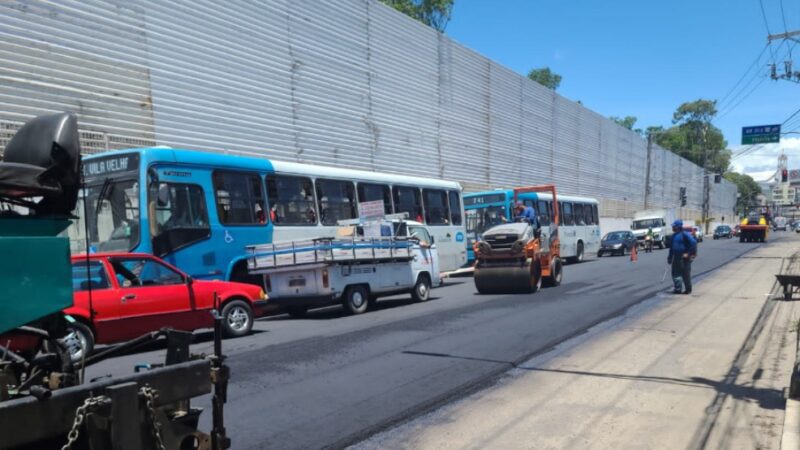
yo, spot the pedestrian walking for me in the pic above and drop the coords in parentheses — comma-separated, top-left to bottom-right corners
(667, 219, 697, 294)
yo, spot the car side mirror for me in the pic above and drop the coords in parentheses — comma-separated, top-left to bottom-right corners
(430, 235, 435, 244)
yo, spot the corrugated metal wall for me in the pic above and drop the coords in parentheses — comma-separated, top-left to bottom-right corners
(0, 0, 737, 220)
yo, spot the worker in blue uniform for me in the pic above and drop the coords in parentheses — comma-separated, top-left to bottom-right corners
(667, 219, 697, 294)
(513, 201, 538, 227)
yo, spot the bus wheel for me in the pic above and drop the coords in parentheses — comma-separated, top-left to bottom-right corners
(411, 274, 431, 302)
(221, 300, 254, 337)
(570, 241, 584, 263)
(343, 285, 369, 315)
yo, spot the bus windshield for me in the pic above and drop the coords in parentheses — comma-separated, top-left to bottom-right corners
(466, 205, 508, 235)
(632, 218, 662, 229)
(70, 179, 141, 253)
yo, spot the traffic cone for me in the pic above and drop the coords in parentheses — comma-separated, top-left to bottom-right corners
(631, 243, 638, 262)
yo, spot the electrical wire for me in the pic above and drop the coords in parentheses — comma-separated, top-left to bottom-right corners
(760, 0, 777, 60)
(717, 44, 770, 108)
(778, 0, 792, 59)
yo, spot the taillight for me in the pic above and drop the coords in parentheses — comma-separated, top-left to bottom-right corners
(264, 275, 272, 292)
(322, 269, 329, 288)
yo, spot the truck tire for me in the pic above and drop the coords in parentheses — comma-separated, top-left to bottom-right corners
(64, 321, 95, 364)
(343, 285, 369, 315)
(221, 300, 254, 337)
(411, 274, 431, 302)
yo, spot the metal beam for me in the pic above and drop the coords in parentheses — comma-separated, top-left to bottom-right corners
(768, 30, 800, 41)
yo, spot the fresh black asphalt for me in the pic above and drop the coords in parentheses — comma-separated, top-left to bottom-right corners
(86, 234, 778, 449)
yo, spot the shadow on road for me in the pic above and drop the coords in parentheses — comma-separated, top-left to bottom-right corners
(402, 350, 784, 411)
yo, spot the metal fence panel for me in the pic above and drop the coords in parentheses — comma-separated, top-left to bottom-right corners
(0, 0, 737, 217)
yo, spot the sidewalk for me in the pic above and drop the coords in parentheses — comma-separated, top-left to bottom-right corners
(353, 241, 799, 449)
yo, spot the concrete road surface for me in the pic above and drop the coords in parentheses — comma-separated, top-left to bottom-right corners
(86, 232, 785, 449)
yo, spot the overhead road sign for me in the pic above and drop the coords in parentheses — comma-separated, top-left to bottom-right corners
(742, 124, 781, 145)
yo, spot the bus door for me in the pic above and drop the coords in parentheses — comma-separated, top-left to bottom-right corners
(147, 167, 216, 279)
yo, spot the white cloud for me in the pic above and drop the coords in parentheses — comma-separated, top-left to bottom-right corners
(729, 136, 800, 181)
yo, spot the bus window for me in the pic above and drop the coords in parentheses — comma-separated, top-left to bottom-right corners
(149, 183, 210, 256)
(584, 203, 594, 225)
(423, 189, 449, 225)
(448, 191, 462, 225)
(393, 186, 423, 222)
(316, 179, 357, 226)
(537, 200, 550, 226)
(593, 204, 599, 225)
(562, 202, 574, 226)
(213, 172, 266, 225)
(574, 203, 586, 226)
(266, 175, 317, 225)
(357, 182, 392, 215)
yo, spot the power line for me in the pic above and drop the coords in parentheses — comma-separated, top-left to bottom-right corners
(778, 0, 793, 59)
(716, 75, 768, 121)
(759, 0, 777, 61)
(717, 44, 770, 108)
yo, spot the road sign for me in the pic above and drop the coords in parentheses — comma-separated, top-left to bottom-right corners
(741, 124, 781, 145)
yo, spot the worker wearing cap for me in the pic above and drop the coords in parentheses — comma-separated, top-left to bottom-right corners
(513, 201, 539, 228)
(667, 219, 697, 294)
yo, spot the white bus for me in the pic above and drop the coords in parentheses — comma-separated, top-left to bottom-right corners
(267, 160, 467, 272)
(465, 190, 600, 263)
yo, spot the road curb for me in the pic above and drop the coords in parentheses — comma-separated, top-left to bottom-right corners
(782, 399, 800, 450)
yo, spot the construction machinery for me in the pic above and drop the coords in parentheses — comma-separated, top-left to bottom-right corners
(0, 113, 230, 449)
(472, 185, 563, 294)
(739, 207, 770, 243)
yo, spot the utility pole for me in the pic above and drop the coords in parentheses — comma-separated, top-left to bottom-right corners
(768, 30, 800, 83)
(701, 123, 711, 235)
(644, 132, 653, 209)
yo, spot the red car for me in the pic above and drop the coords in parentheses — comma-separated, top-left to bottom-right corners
(65, 253, 266, 360)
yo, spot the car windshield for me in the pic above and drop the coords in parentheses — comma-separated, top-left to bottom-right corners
(632, 218, 661, 229)
(716, 226, 730, 231)
(466, 205, 508, 235)
(67, 179, 141, 253)
(604, 232, 626, 240)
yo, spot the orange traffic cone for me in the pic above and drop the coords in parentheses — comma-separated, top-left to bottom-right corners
(630, 243, 638, 262)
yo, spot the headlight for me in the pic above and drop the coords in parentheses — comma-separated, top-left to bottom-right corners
(259, 289, 267, 300)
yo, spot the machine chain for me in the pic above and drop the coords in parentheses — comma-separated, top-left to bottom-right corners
(141, 385, 167, 450)
(61, 395, 109, 450)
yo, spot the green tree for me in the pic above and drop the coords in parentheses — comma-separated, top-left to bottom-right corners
(610, 116, 637, 130)
(380, 0, 454, 32)
(653, 99, 731, 174)
(609, 115, 644, 135)
(527, 67, 562, 91)
(724, 171, 762, 215)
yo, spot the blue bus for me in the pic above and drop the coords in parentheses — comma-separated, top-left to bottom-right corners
(69, 148, 467, 283)
(464, 190, 601, 263)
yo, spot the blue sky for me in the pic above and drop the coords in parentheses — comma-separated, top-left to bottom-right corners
(444, 0, 800, 180)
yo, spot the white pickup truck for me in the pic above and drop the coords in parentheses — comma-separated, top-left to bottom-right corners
(247, 218, 440, 317)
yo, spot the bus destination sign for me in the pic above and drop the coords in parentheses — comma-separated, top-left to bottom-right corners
(83, 153, 140, 178)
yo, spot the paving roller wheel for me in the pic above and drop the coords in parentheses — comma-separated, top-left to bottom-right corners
(474, 259, 541, 294)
